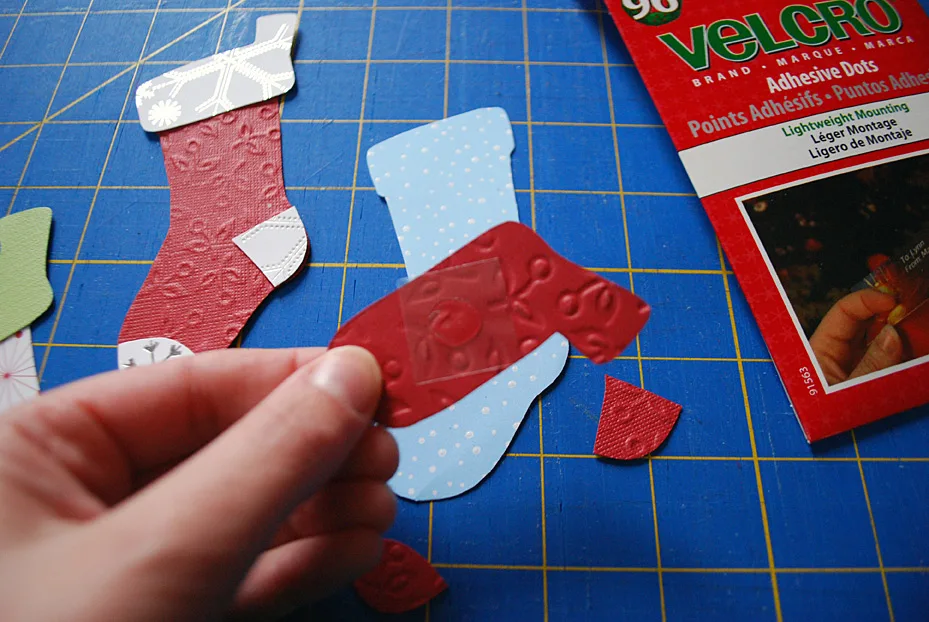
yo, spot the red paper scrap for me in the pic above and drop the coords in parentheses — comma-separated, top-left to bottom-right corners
(330, 221, 650, 428)
(593, 375, 682, 461)
(119, 102, 308, 354)
(354, 539, 447, 614)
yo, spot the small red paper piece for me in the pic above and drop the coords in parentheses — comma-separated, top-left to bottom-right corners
(330, 221, 650, 428)
(593, 375, 682, 460)
(353, 539, 448, 614)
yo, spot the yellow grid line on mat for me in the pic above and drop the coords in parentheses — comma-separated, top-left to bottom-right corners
(506, 453, 929, 463)
(4, 0, 95, 218)
(0, 1, 250, 155)
(0, 0, 27, 61)
(428, 562, 929, 573)
(595, 6, 667, 620)
(28, 332, 776, 365)
(425, 498, 435, 622)
(36, 2, 164, 381)
(45, 258, 727, 278)
(215, 0, 233, 54)
(0, 5, 610, 18)
(0, 62, 135, 67)
(718, 239, 783, 621)
(0, 182, 696, 199)
(0, 58, 640, 70)
(302, 57, 634, 67)
(852, 430, 895, 621)
(0, 117, 660, 130)
(335, 0, 378, 334)
(519, 0, 549, 616)
(568, 354, 772, 363)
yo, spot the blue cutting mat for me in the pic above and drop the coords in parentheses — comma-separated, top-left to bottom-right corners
(3, 1, 929, 620)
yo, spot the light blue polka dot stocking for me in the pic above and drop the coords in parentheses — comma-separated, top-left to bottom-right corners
(367, 108, 569, 501)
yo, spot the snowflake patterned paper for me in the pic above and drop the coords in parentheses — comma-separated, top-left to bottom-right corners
(366, 109, 570, 501)
(0, 328, 39, 414)
(135, 13, 297, 132)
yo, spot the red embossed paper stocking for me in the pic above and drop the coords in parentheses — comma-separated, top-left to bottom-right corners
(593, 375, 682, 460)
(118, 102, 308, 367)
(330, 221, 651, 427)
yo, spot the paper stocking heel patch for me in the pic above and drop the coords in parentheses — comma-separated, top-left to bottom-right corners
(0, 328, 39, 414)
(354, 539, 447, 614)
(136, 13, 297, 132)
(593, 375, 682, 460)
(118, 101, 308, 368)
(331, 221, 650, 428)
(232, 206, 307, 287)
(368, 108, 570, 500)
(0, 207, 53, 343)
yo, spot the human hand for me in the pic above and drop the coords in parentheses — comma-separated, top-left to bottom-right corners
(0, 346, 398, 621)
(810, 289, 904, 385)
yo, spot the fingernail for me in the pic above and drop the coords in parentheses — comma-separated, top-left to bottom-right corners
(310, 346, 383, 419)
(876, 325, 897, 352)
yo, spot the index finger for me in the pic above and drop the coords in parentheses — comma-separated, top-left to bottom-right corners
(3, 348, 325, 502)
(813, 289, 896, 343)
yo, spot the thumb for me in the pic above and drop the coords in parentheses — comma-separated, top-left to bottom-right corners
(849, 325, 904, 380)
(104, 346, 382, 572)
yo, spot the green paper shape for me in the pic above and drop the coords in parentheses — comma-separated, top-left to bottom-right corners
(0, 207, 53, 342)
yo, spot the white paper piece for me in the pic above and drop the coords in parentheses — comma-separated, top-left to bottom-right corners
(0, 328, 39, 414)
(135, 13, 297, 132)
(232, 206, 308, 288)
(118, 337, 194, 369)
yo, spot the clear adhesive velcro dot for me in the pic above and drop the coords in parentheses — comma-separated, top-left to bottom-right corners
(399, 258, 521, 385)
